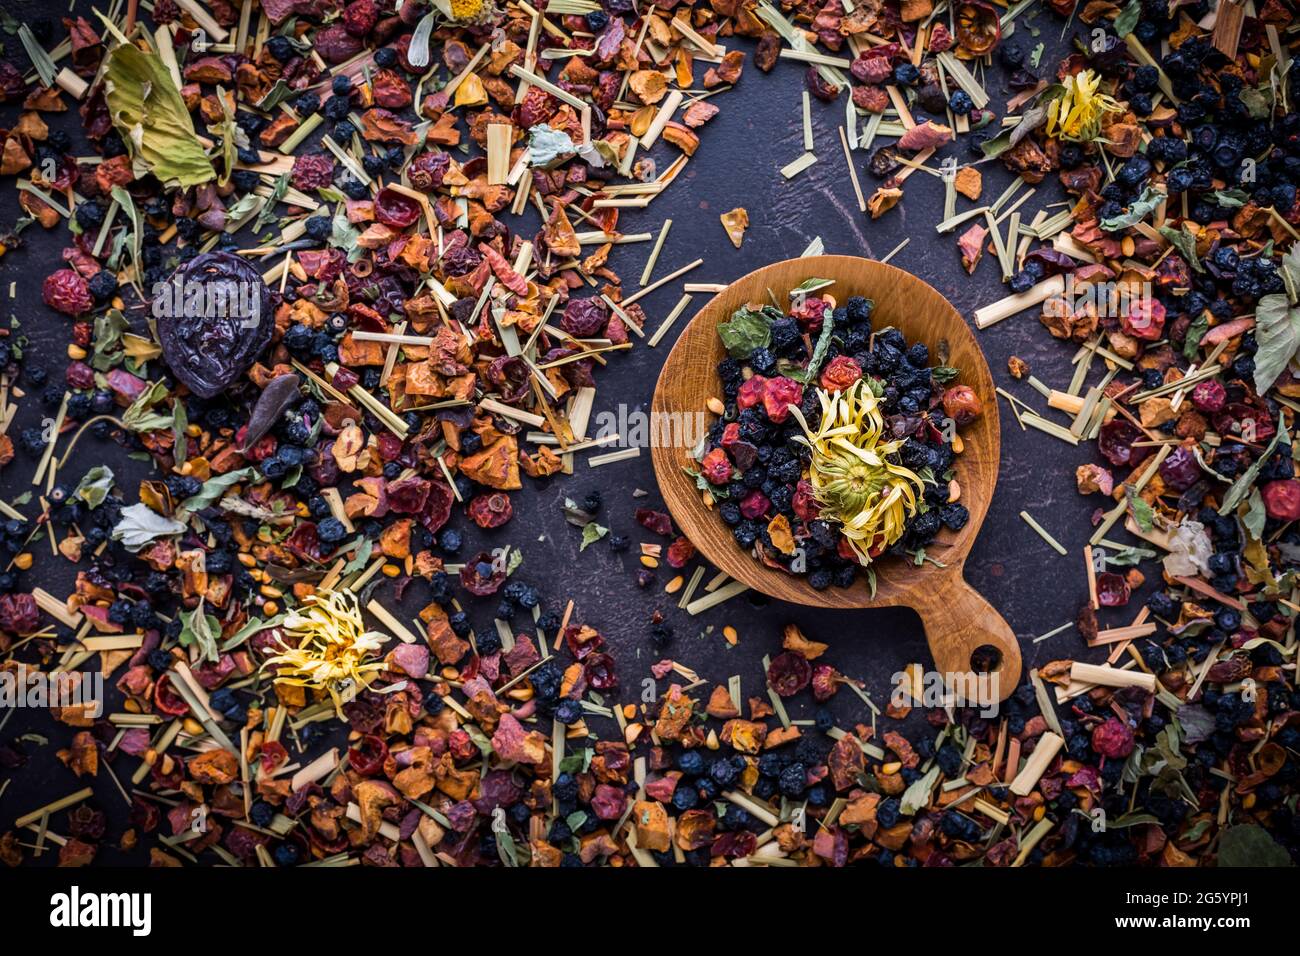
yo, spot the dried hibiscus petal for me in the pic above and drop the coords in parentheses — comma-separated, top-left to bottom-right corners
(584, 652, 618, 691)
(1097, 420, 1147, 467)
(635, 508, 674, 537)
(460, 552, 507, 596)
(1095, 571, 1130, 607)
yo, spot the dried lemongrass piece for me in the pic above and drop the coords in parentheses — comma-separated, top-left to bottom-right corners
(1009, 731, 1063, 796)
(780, 152, 818, 179)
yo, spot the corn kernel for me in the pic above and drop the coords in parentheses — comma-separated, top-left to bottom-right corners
(382, 563, 400, 577)
(67, 344, 87, 360)
(723, 625, 738, 645)
(262, 601, 279, 616)
(238, 552, 257, 568)
(665, 575, 684, 594)
(12, 553, 32, 570)
(640, 555, 658, 569)
(260, 584, 284, 600)
(182, 717, 205, 736)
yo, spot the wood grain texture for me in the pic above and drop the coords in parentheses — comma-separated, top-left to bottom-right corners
(650, 255, 1021, 696)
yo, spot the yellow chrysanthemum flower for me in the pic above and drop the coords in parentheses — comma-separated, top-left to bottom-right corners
(261, 589, 390, 716)
(1045, 69, 1122, 143)
(789, 379, 930, 566)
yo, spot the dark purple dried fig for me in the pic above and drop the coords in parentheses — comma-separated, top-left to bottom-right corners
(155, 251, 275, 399)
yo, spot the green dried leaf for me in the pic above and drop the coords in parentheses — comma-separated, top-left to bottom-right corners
(104, 42, 215, 187)
(717, 305, 777, 358)
(1252, 294, 1300, 395)
(73, 466, 115, 509)
(1218, 824, 1292, 867)
(580, 522, 609, 551)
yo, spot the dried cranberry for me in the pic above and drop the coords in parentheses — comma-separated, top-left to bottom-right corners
(43, 268, 93, 316)
(467, 492, 513, 528)
(767, 651, 812, 696)
(739, 490, 771, 520)
(1263, 480, 1300, 521)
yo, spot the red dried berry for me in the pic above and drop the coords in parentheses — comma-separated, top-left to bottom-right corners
(762, 377, 803, 423)
(665, 536, 695, 568)
(767, 651, 813, 696)
(700, 447, 732, 485)
(1262, 480, 1300, 521)
(792, 479, 820, 520)
(1191, 379, 1226, 414)
(407, 150, 451, 191)
(314, 23, 364, 64)
(1091, 716, 1135, 759)
(348, 734, 388, 776)
(342, 0, 378, 36)
(291, 152, 336, 192)
(0, 592, 39, 635)
(374, 187, 421, 229)
(467, 492, 513, 529)
(1095, 571, 1130, 607)
(736, 374, 767, 410)
(1158, 445, 1200, 491)
(739, 489, 770, 520)
(43, 268, 93, 316)
(1120, 298, 1166, 340)
(583, 651, 619, 691)
(1097, 419, 1147, 468)
(560, 296, 608, 337)
(820, 355, 862, 392)
(65, 361, 95, 390)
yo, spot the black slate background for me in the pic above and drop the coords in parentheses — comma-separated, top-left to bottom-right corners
(0, 1, 1129, 863)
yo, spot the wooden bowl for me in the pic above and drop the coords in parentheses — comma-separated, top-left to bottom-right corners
(650, 255, 1020, 698)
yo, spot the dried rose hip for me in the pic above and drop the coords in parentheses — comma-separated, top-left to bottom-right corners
(767, 651, 812, 696)
(584, 652, 618, 690)
(666, 536, 695, 568)
(467, 492, 513, 529)
(374, 187, 421, 229)
(155, 251, 274, 399)
(461, 552, 506, 596)
(407, 150, 450, 191)
(560, 296, 608, 337)
(342, 0, 378, 36)
(43, 268, 93, 316)
(291, 152, 335, 191)
(1091, 716, 1135, 759)
(942, 385, 982, 426)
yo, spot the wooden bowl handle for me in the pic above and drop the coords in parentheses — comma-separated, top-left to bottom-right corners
(913, 573, 1021, 702)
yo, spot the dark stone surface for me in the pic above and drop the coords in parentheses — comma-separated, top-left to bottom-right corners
(0, 6, 1119, 860)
